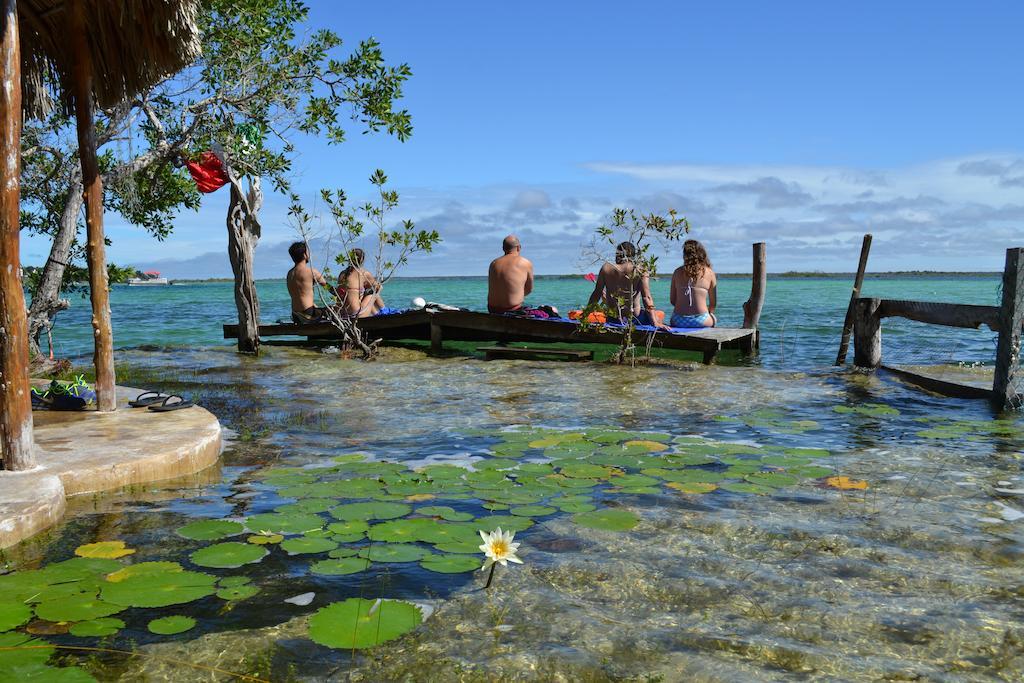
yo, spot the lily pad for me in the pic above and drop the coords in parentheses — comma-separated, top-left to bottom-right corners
(101, 569, 217, 608)
(0, 601, 33, 632)
(148, 615, 196, 635)
(104, 561, 182, 583)
(280, 537, 338, 555)
(746, 471, 800, 488)
(666, 481, 718, 494)
(74, 541, 135, 560)
(509, 505, 556, 517)
(416, 506, 473, 522)
(308, 598, 422, 649)
(330, 502, 412, 522)
(326, 520, 369, 538)
(34, 593, 123, 623)
(572, 508, 639, 531)
(367, 518, 436, 542)
(310, 558, 371, 576)
(190, 542, 268, 569)
(68, 617, 125, 637)
(247, 534, 284, 545)
(358, 544, 430, 563)
(420, 553, 482, 573)
(176, 519, 245, 541)
(217, 584, 260, 601)
(247, 512, 324, 535)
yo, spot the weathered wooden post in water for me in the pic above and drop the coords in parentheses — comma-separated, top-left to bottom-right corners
(835, 234, 872, 365)
(742, 242, 766, 347)
(853, 297, 882, 369)
(993, 247, 1023, 411)
(0, 0, 36, 470)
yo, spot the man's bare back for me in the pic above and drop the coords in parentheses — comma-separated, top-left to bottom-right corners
(286, 263, 327, 313)
(487, 236, 534, 313)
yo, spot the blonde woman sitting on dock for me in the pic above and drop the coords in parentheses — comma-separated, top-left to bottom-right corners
(670, 239, 717, 328)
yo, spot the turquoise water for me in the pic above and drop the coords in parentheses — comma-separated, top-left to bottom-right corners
(6, 274, 1023, 681)
(42, 274, 1004, 368)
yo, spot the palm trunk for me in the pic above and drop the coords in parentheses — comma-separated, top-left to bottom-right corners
(26, 179, 82, 355)
(226, 177, 262, 354)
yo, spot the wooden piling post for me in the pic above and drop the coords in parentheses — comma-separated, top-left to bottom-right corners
(835, 234, 873, 365)
(993, 247, 1023, 410)
(430, 321, 443, 354)
(742, 242, 766, 350)
(0, 0, 36, 470)
(69, 0, 116, 412)
(853, 297, 882, 368)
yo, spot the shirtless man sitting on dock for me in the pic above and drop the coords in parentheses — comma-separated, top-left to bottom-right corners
(286, 242, 335, 323)
(487, 235, 534, 314)
(587, 241, 665, 327)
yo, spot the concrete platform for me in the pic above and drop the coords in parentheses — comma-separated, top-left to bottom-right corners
(0, 385, 222, 549)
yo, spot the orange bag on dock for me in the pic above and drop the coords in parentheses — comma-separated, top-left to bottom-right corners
(569, 310, 607, 323)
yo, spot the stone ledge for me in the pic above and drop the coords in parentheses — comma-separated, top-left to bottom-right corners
(0, 385, 222, 549)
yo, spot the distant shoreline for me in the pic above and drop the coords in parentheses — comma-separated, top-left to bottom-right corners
(167, 271, 1002, 284)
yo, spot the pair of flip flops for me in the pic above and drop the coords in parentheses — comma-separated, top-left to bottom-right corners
(129, 391, 195, 412)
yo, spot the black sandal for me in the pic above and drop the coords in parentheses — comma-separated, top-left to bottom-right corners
(129, 390, 170, 408)
(147, 394, 195, 412)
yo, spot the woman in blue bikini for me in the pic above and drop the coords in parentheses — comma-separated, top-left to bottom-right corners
(669, 239, 717, 328)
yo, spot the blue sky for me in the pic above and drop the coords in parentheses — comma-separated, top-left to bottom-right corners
(20, 1, 1024, 276)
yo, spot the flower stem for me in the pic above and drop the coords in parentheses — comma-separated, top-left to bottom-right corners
(484, 562, 497, 589)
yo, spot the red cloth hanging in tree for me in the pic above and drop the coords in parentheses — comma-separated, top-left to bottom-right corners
(185, 151, 229, 193)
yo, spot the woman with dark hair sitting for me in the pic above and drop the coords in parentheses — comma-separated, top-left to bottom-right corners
(339, 248, 385, 318)
(669, 239, 717, 328)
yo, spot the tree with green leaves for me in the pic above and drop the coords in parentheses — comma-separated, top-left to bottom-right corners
(290, 169, 440, 358)
(22, 0, 412, 355)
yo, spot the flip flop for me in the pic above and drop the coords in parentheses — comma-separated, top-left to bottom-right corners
(147, 394, 195, 412)
(129, 390, 170, 408)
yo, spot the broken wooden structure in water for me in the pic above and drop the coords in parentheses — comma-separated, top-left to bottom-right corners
(852, 246, 1023, 411)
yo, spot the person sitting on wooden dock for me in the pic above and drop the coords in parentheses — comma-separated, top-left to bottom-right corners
(339, 248, 386, 318)
(670, 239, 718, 328)
(586, 241, 666, 327)
(287, 242, 337, 323)
(486, 235, 557, 317)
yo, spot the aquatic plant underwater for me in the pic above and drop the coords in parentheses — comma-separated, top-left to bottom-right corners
(3, 346, 1024, 681)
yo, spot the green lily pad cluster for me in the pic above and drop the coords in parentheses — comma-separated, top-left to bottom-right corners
(714, 409, 821, 434)
(834, 403, 900, 417)
(0, 553, 243, 679)
(914, 416, 1024, 441)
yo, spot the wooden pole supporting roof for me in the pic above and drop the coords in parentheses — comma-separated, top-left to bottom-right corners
(0, 0, 35, 470)
(68, 0, 116, 411)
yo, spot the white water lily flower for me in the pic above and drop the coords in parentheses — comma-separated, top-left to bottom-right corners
(478, 527, 523, 570)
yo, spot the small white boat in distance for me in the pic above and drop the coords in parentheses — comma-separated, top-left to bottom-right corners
(127, 270, 170, 286)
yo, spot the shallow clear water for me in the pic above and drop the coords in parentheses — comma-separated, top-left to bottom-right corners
(5, 276, 1023, 681)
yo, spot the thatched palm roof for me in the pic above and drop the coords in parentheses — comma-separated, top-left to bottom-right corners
(18, 0, 201, 119)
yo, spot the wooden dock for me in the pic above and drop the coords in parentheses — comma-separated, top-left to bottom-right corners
(223, 309, 758, 364)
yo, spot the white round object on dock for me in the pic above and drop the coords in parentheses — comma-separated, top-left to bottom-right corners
(411, 297, 426, 309)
